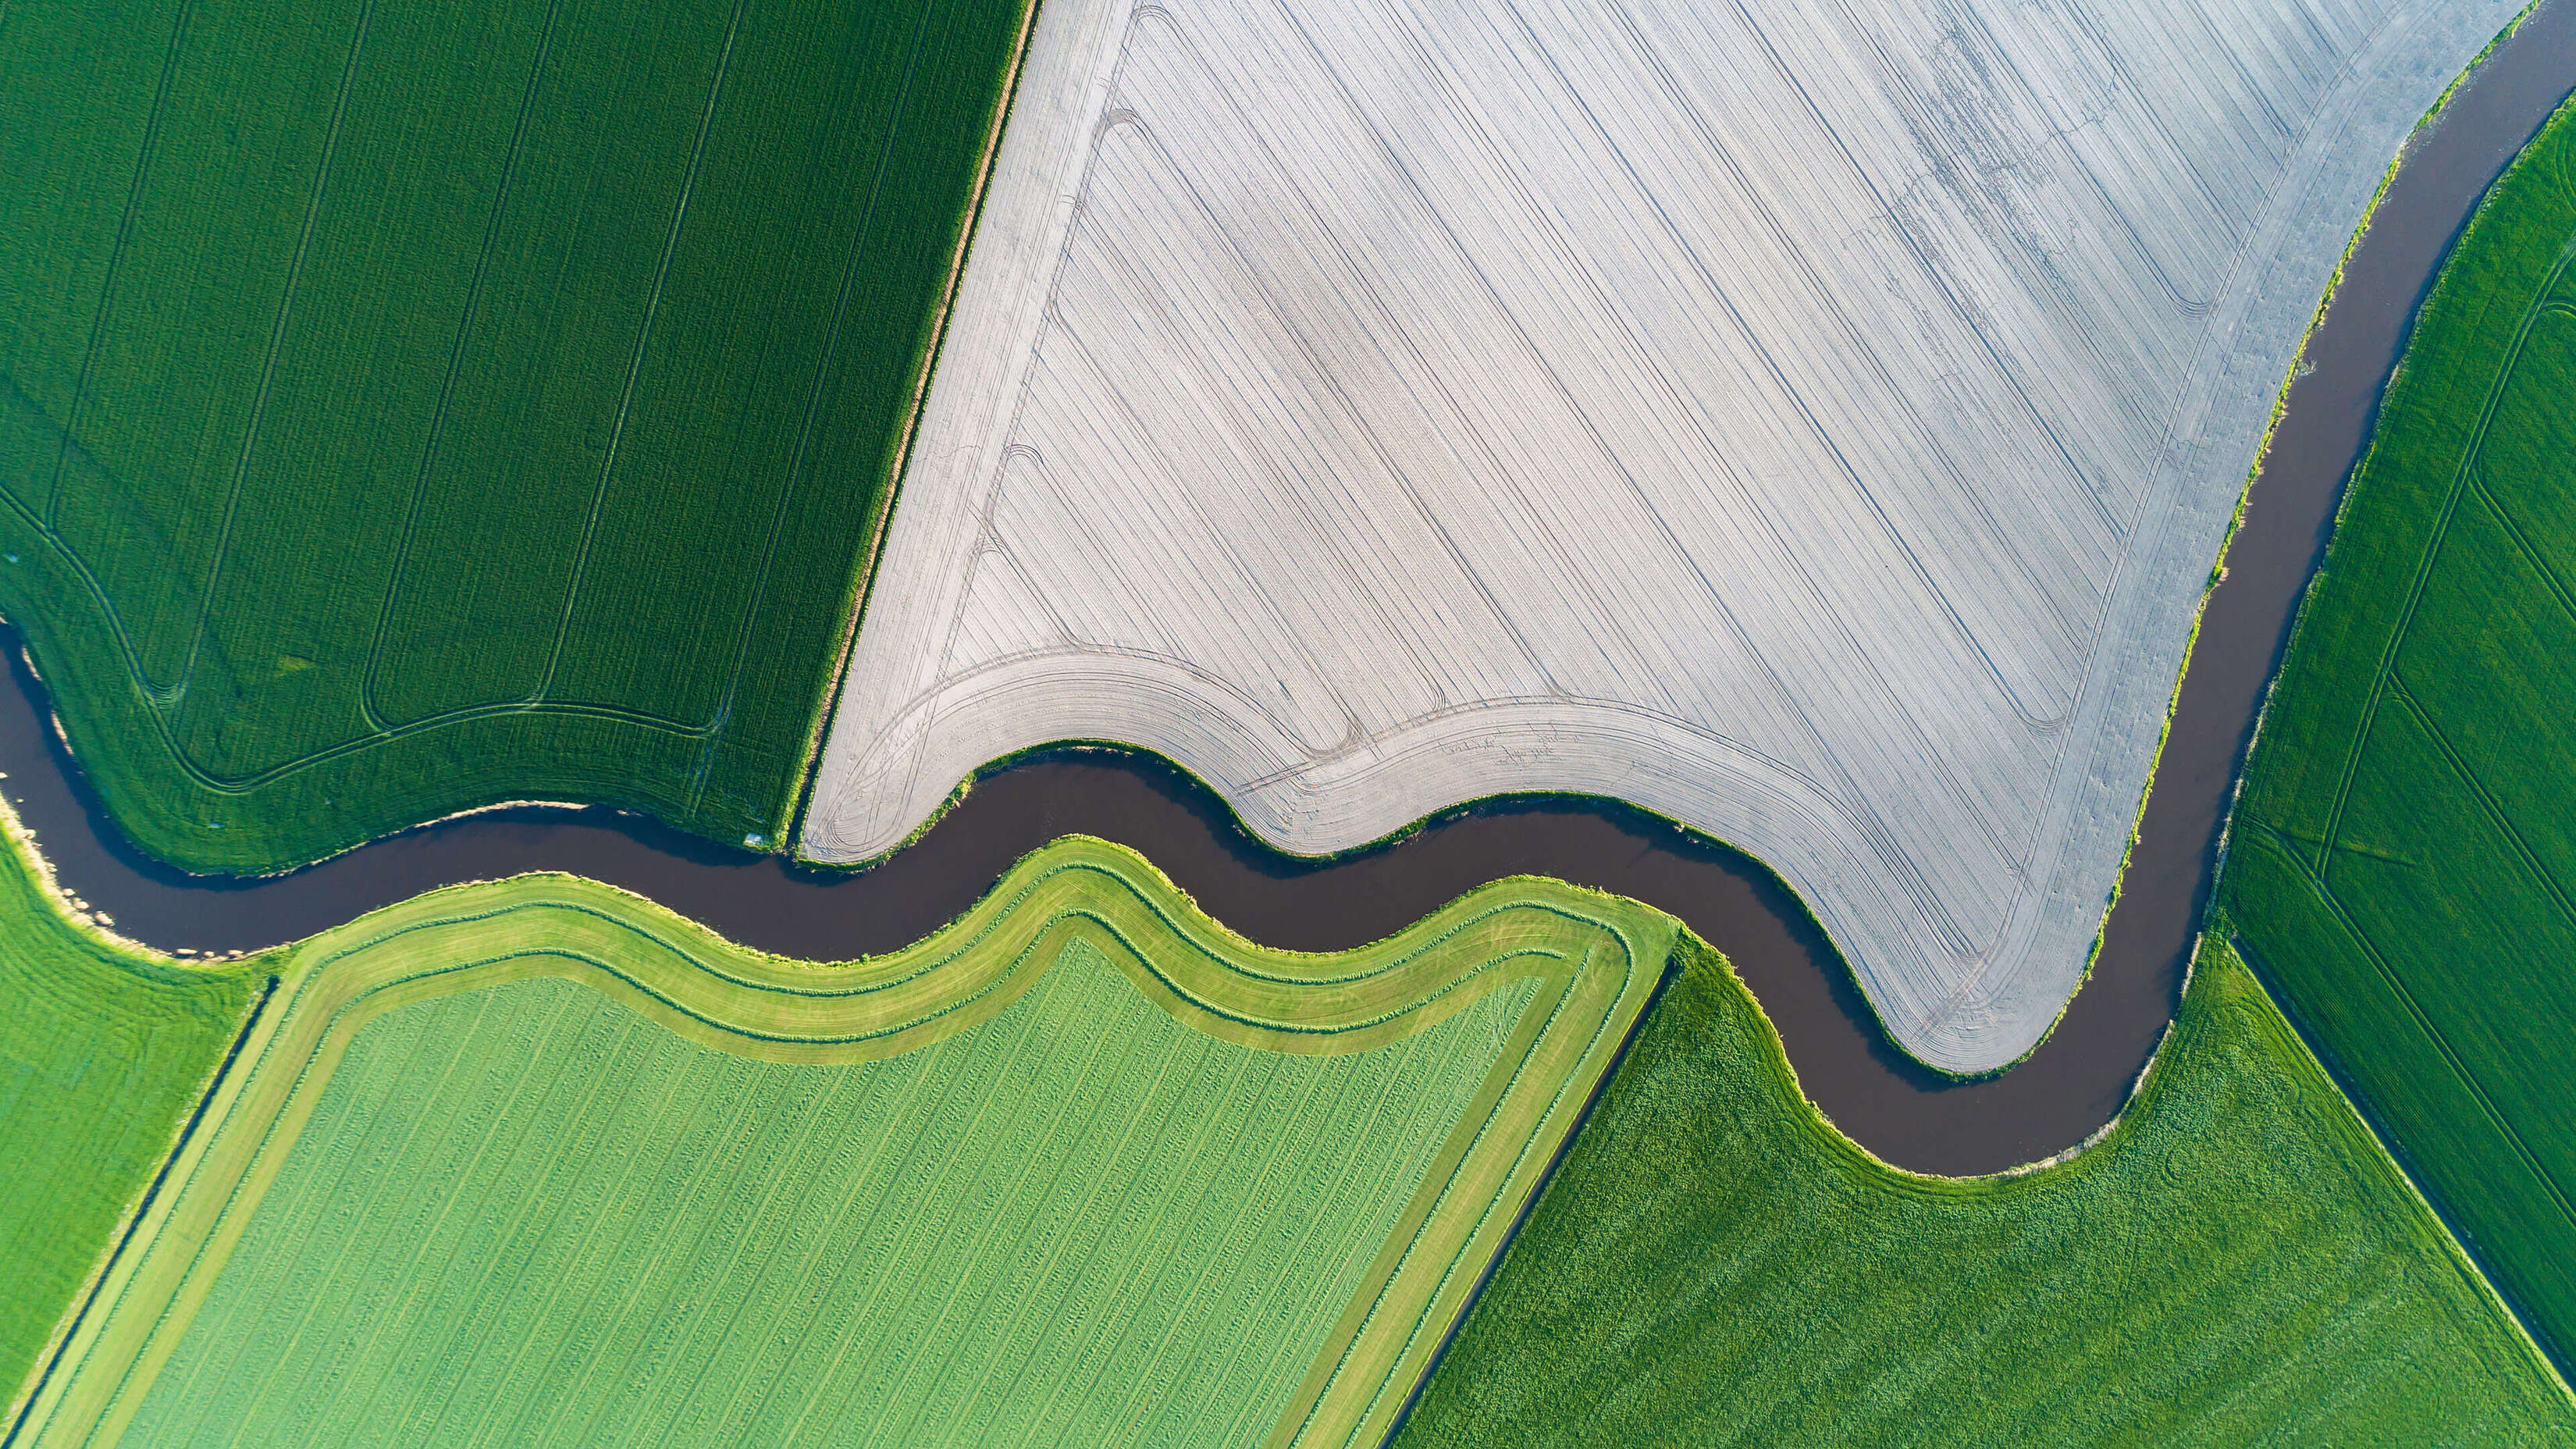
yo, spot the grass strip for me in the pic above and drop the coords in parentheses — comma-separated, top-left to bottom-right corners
(2218, 91, 2576, 1365)
(12, 837, 1668, 1449)
(0, 817, 259, 1429)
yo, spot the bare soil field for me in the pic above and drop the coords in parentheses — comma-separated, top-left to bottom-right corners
(802, 0, 2525, 1072)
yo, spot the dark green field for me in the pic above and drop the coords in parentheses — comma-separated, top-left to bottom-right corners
(0, 0, 1028, 871)
(0, 834, 257, 1404)
(2218, 95, 2576, 1366)
(1397, 939, 2571, 1446)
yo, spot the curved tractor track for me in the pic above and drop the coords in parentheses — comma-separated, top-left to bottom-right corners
(5, 2, 2571, 1177)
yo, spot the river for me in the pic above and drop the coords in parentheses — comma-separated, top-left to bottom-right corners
(6, 0, 2569, 1176)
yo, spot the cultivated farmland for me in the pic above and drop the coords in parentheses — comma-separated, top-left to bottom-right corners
(0, 817, 258, 1423)
(2220, 94, 2576, 1368)
(801, 0, 2523, 1073)
(19, 838, 1668, 1448)
(1397, 938, 2574, 1445)
(0, 0, 1030, 872)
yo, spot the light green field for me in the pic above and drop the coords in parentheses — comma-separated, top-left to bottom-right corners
(8, 815, 2568, 1442)
(0, 0, 1031, 870)
(2221, 94, 2576, 1365)
(17, 838, 1669, 1449)
(1398, 938, 2574, 1446)
(0, 825, 258, 1418)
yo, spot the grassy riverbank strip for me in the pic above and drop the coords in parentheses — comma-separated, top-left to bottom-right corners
(12, 838, 1667, 1448)
(2219, 94, 2576, 1366)
(0, 821, 258, 1426)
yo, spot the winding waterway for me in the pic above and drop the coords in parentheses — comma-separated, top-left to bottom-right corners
(8, 4, 2571, 1177)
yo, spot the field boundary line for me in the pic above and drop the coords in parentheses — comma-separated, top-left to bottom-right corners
(774, 0, 1064, 845)
(2226, 931, 2576, 1402)
(690, 0, 950, 815)
(3, 0, 1048, 853)
(2365, 673, 2576, 1251)
(0, 975, 272, 1449)
(1295, 946, 1628, 1449)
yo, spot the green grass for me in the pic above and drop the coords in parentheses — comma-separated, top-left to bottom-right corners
(0, 822, 258, 1417)
(2216, 93, 2576, 1367)
(126, 967, 1529, 1448)
(0, 0, 1030, 871)
(8, 812, 2567, 1443)
(20, 838, 1669, 1448)
(1397, 937, 2573, 1446)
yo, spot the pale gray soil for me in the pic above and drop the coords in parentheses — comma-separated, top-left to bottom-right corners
(804, 0, 2518, 1072)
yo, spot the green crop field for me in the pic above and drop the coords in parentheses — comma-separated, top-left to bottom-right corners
(0, 819, 258, 1421)
(2218, 94, 2576, 1368)
(0, 0, 1031, 872)
(17, 837, 1668, 1448)
(1397, 938, 2574, 1446)
(12, 823, 2566, 1444)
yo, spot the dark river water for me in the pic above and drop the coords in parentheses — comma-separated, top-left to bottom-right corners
(8, 3, 2570, 1177)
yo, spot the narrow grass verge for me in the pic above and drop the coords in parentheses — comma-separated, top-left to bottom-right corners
(0, 820, 258, 1428)
(2219, 92, 2576, 1366)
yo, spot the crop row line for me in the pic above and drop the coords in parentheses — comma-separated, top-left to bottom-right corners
(168, 0, 379, 713)
(39, 0, 194, 532)
(2467, 451, 2576, 627)
(2258, 828, 2576, 1248)
(529, 0, 754, 716)
(2, 417, 730, 802)
(358, 0, 574, 735)
(5, 0, 843, 801)
(686, 0, 949, 816)
(2316, 235, 2576, 857)
(2381, 675, 2576, 970)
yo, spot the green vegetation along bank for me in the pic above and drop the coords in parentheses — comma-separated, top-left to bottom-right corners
(0, 0, 1030, 871)
(1397, 938, 2572, 1447)
(18, 838, 1668, 1449)
(2218, 94, 2576, 1365)
(0, 821, 258, 1420)
(9, 795, 2567, 1443)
